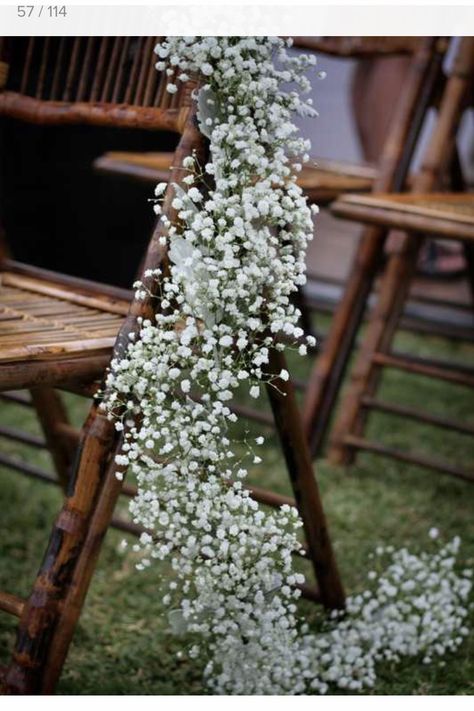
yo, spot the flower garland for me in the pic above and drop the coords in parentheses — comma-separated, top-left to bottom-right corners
(104, 37, 471, 694)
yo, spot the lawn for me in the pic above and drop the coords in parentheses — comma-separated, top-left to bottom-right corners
(0, 321, 473, 695)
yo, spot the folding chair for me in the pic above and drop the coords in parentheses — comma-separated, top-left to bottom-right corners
(327, 193, 474, 479)
(301, 36, 453, 453)
(327, 38, 474, 478)
(0, 35, 186, 513)
(88, 38, 450, 453)
(0, 37, 344, 694)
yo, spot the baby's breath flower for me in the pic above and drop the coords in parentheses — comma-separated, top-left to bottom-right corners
(155, 182, 167, 196)
(104, 36, 471, 696)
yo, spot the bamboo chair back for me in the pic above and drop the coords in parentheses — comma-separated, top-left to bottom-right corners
(0, 37, 189, 133)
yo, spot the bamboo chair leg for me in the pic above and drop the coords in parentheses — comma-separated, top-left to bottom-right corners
(327, 38, 474, 466)
(328, 233, 423, 465)
(41, 425, 124, 693)
(30, 388, 77, 490)
(265, 348, 345, 609)
(1, 404, 118, 695)
(301, 38, 445, 456)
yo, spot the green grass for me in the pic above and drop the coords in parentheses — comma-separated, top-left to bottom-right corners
(0, 325, 473, 695)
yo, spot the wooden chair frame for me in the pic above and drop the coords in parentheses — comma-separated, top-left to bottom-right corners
(0, 36, 344, 694)
(302, 36, 451, 453)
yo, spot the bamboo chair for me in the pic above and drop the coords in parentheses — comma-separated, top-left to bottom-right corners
(327, 193, 474, 480)
(90, 38, 454, 455)
(301, 36, 465, 454)
(0, 37, 344, 694)
(0, 35, 186, 516)
(326, 39, 474, 479)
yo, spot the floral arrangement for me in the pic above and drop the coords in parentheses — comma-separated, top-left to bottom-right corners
(104, 37, 471, 694)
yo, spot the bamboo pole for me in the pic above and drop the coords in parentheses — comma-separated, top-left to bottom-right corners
(0, 91, 183, 132)
(265, 347, 345, 610)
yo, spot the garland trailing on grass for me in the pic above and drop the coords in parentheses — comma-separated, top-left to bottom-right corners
(104, 37, 471, 694)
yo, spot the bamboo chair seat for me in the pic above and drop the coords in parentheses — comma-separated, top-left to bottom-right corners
(0, 266, 130, 390)
(331, 193, 474, 242)
(94, 151, 376, 204)
(94, 150, 175, 183)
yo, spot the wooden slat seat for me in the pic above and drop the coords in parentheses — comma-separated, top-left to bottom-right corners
(299, 159, 375, 203)
(94, 151, 376, 204)
(94, 150, 175, 183)
(0, 265, 130, 390)
(331, 193, 474, 242)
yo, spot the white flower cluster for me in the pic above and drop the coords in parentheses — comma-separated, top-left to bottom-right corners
(204, 537, 472, 694)
(295, 537, 472, 695)
(104, 37, 471, 694)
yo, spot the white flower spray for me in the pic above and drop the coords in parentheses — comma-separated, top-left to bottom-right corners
(104, 37, 471, 694)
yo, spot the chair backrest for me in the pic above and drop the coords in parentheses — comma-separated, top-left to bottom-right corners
(0, 36, 191, 133)
(0, 36, 199, 278)
(1, 34, 206, 325)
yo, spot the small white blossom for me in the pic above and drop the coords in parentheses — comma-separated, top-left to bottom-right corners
(155, 182, 167, 196)
(181, 379, 191, 393)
